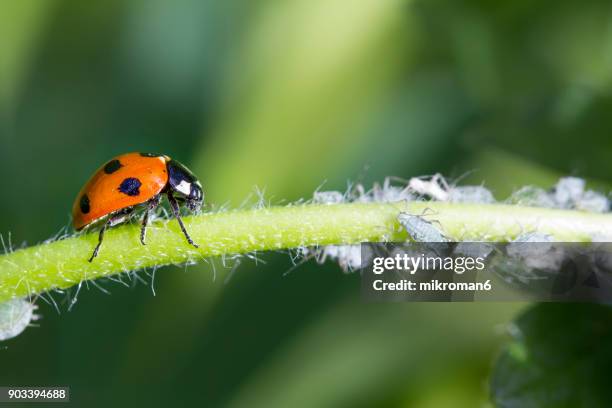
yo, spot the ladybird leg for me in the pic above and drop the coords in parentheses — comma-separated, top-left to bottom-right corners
(167, 191, 199, 248)
(88, 218, 113, 262)
(140, 211, 148, 246)
(88, 209, 132, 262)
(140, 195, 162, 245)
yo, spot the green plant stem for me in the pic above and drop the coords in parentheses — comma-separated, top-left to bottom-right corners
(0, 202, 610, 302)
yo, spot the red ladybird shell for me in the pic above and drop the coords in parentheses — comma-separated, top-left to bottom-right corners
(72, 153, 170, 230)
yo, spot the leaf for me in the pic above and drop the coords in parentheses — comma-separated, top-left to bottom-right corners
(490, 303, 612, 408)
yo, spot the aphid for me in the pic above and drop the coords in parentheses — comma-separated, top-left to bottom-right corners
(397, 212, 448, 242)
(408, 174, 449, 201)
(408, 175, 495, 204)
(0, 298, 38, 341)
(553, 177, 585, 208)
(453, 242, 495, 259)
(509, 178, 609, 213)
(351, 183, 373, 203)
(321, 245, 362, 272)
(552, 177, 609, 212)
(313, 190, 345, 204)
(511, 232, 554, 244)
(508, 186, 557, 208)
(591, 232, 612, 242)
(350, 177, 414, 204)
(370, 177, 414, 203)
(575, 190, 609, 213)
(448, 186, 495, 204)
(72, 152, 204, 262)
(507, 233, 565, 271)
(299, 244, 362, 273)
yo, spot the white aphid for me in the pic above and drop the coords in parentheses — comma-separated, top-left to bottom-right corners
(323, 245, 361, 271)
(351, 184, 373, 203)
(554, 177, 585, 208)
(591, 232, 612, 242)
(575, 190, 609, 213)
(302, 244, 361, 272)
(398, 213, 448, 242)
(0, 298, 38, 341)
(408, 174, 449, 201)
(302, 175, 608, 277)
(454, 242, 495, 259)
(408, 175, 495, 204)
(507, 233, 565, 271)
(313, 190, 345, 204)
(370, 177, 414, 203)
(305, 177, 417, 273)
(509, 178, 609, 213)
(509, 186, 557, 208)
(513, 232, 554, 243)
(448, 186, 495, 204)
(350, 177, 415, 203)
(487, 233, 557, 285)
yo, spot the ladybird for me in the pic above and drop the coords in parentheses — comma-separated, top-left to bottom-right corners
(72, 152, 203, 262)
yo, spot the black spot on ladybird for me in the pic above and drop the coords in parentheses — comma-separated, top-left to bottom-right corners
(118, 178, 142, 196)
(140, 152, 163, 157)
(103, 159, 122, 174)
(80, 194, 90, 214)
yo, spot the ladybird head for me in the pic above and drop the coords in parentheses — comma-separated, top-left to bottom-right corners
(166, 159, 204, 212)
(186, 182, 203, 212)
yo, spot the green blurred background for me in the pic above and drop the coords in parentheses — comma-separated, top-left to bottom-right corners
(1, 0, 611, 406)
